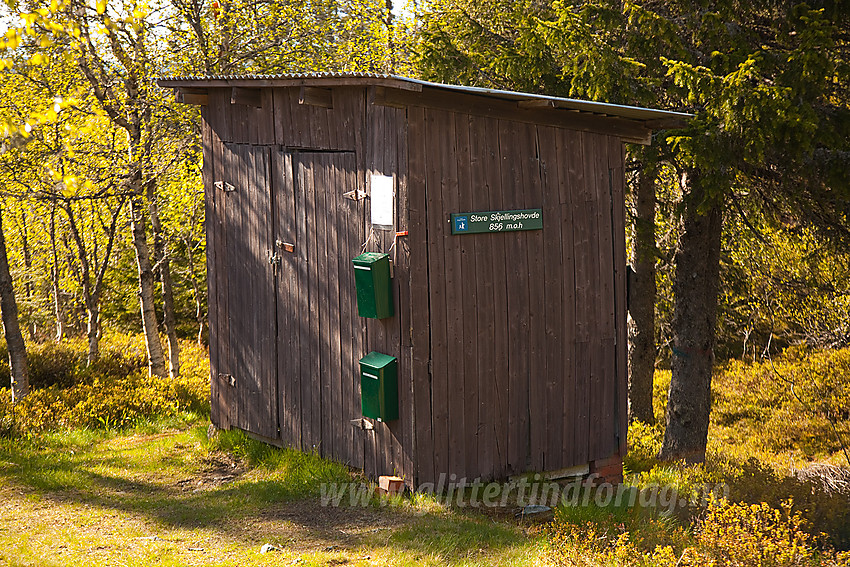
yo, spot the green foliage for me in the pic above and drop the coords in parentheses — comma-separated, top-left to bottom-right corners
(711, 348, 850, 460)
(0, 334, 209, 434)
(623, 420, 663, 474)
(548, 497, 689, 566)
(723, 459, 850, 551)
(693, 500, 817, 567)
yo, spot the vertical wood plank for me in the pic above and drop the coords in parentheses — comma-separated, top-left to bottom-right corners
(315, 154, 331, 457)
(202, 112, 223, 428)
(520, 122, 546, 473)
(230, 143, 249, 430)
(348, 153, 367, 470)
(274, 150, 295, 446)
(454, 112, 478, 481)
(407, 105, 435, 485)
(327, 155, 344, 463)
(593, 134, 616, 460)
(498, 119, 531, 475)
(537, 126, 566, 470)
(259, 147, 278, 439)
(485, 117, 509, 479)
(335, 153, 356, 467)
(215, 138, 233, 428)
(273, 88, 293, 146)
(395, 107, 415, 484)
(564, 129, 588, 467)
(468, 114, 496, 481)
(609, 138, 628, 457)
(258, 90, 275, 145)
(425, 108, 450, 483)
(295, 156, 311, 450)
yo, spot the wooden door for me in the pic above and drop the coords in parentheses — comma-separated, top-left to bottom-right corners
(273, 150, 366, 467)
(211, 142, 278, 440)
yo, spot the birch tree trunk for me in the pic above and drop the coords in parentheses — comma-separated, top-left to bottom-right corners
(49, 204, 64, 341)
(147, 182, 180, 377)
(0, 202, 29, 402)
(659, 169, 724, 463)
(130, 193, 167, 377)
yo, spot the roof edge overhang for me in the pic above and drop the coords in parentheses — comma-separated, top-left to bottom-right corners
(158, 72, 693, 143)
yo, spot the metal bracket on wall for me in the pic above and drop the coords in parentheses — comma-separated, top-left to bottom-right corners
(219, 373, 235, 387)
(343, 188, 367, 201)
(214, 181, 235, 193)
(350, 418, 374, 431)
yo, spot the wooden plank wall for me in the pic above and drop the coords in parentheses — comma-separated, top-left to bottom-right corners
(203, 130, 278, 440)
(203, 84, 627, 486)
(361, 101, 415, 485)
(407, 109, 626, 483)
(205, 85, 415, 479)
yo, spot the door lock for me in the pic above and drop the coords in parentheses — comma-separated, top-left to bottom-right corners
(276, 239, 296, 253)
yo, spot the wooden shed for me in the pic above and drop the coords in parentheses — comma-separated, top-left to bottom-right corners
(158, 73, 688, 487)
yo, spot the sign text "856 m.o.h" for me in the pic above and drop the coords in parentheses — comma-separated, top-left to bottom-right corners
(450, 209, 543, 235)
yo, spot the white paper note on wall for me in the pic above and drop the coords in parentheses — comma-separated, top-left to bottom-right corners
(370, 174, 394, 229)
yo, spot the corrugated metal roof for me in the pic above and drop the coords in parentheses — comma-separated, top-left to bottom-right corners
(158, 72, 693, 125)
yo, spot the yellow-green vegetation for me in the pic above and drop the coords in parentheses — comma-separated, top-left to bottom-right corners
(2, 337, 850, 566)
(0, 333, 209, 434)
(0, 425, 544, 567)
(562, 348, 850, 566)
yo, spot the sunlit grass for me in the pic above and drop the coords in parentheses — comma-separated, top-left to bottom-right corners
(0, 421, 545, 567)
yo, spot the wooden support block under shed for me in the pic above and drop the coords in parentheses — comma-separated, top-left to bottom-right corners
(378, 475, 405, 495)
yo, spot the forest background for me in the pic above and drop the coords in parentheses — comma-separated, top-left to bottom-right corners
(0, 0, 849, 474)
(1, 1, 850, 565)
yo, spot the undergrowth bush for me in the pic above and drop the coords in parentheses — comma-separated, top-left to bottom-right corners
(712, 347, 850, 461)
(0, 334, 209, 434)
(548, 498, 849, 566)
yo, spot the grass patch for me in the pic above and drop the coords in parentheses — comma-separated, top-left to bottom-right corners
(0, 420, 545, 566)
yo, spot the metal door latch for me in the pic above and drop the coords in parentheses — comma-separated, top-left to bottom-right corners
(219, 373, 235, 387)
(267, 249, 281, 267)
(276, 239, 295, 253)
(343, 189, 367, 201)
(214, 181, 235, 192)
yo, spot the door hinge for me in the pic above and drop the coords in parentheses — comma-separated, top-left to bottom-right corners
(214, 181, 235, 193)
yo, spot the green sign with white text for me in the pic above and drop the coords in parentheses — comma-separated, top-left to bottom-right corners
(451, 209, 543, 235)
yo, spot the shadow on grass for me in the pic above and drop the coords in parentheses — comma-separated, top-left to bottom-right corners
(0, 432, 536, 561)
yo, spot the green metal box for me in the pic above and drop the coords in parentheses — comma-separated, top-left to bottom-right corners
(352, 252, 394, 319)
(359, 351, 399, 422)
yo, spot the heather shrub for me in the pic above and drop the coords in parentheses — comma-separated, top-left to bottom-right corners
(0, 335, 209, 434)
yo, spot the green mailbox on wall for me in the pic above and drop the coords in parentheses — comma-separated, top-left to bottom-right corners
(352, 252, 394, 319)
(359, 351, 399, 422)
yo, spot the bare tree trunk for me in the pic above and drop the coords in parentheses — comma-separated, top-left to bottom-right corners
(160, 249, 180, 377)
(49, 204, 64, 341)
(0, 202, 29, 402)
(659, 169, 723, 463)
(147, 182, 180, 377)
(14, 210, 36, 340)
(183, 236, 205, 345)
(130, 194, 167, 377)
(628, 157, 657, 425)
